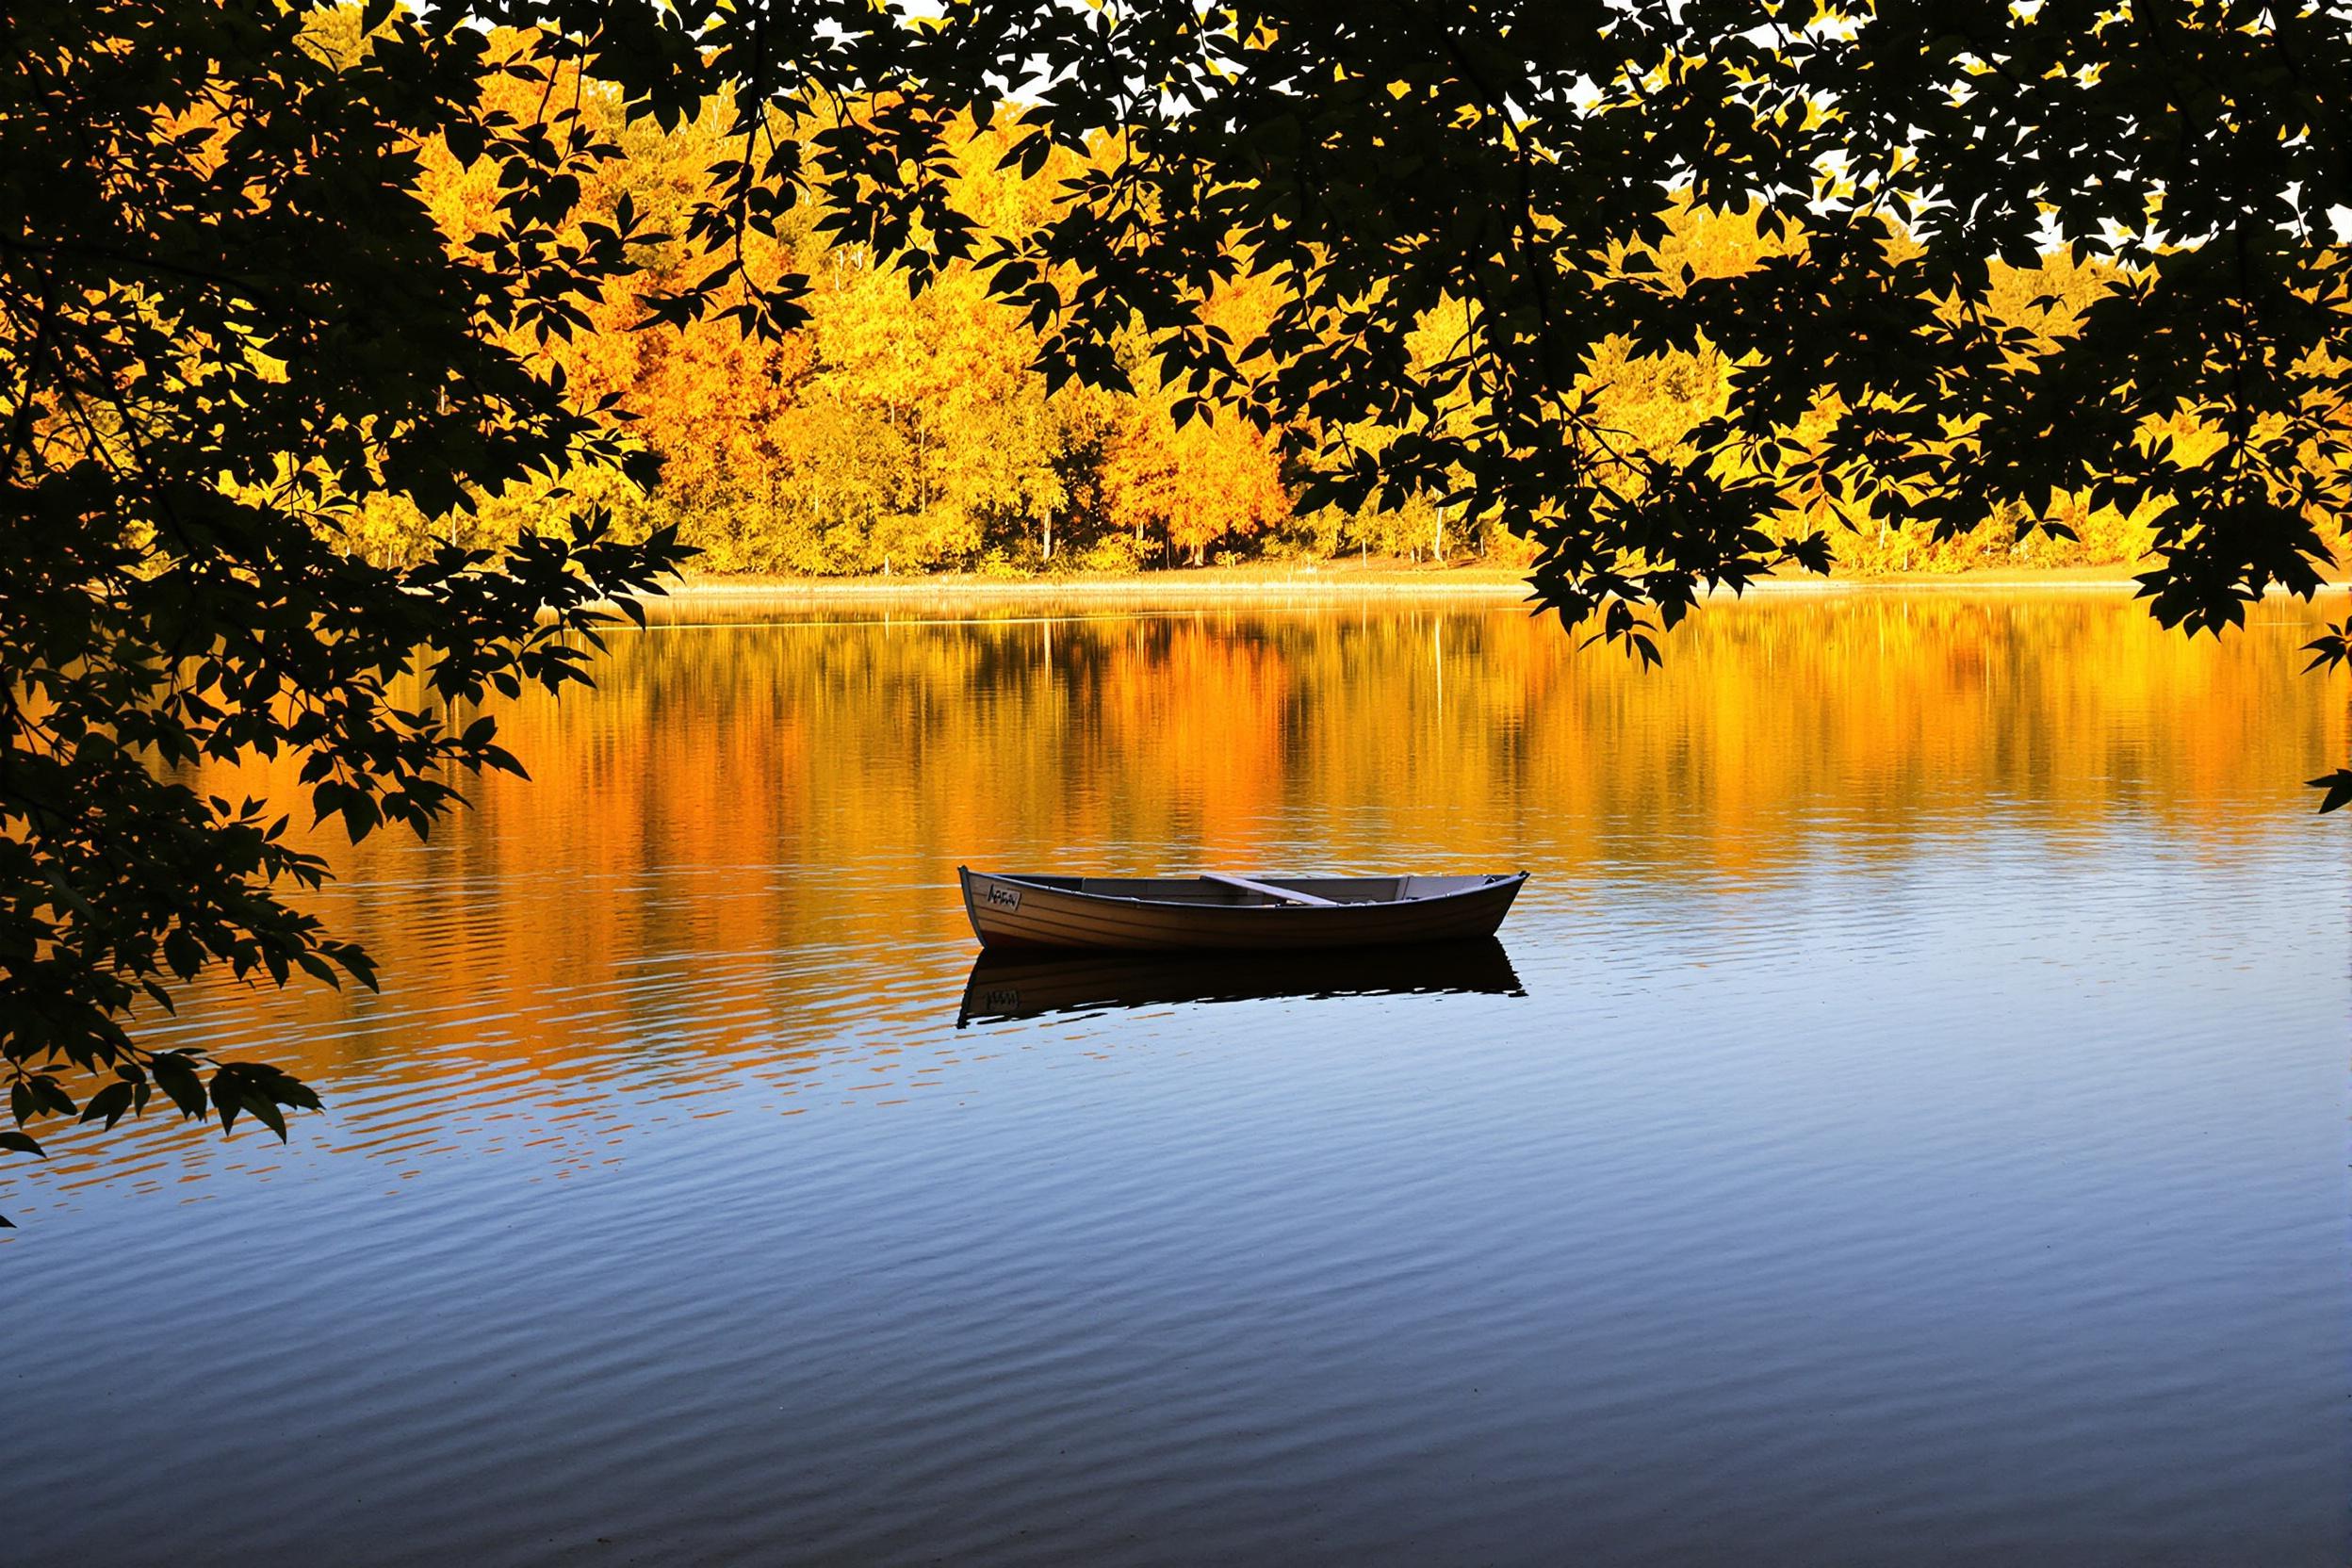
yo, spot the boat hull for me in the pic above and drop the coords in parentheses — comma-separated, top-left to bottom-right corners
(958, 868, 1527, 953)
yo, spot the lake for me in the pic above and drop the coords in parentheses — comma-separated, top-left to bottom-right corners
(6, 590, 2346, 1567)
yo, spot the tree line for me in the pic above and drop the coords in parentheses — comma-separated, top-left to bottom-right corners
(348, 41, 2346, 580)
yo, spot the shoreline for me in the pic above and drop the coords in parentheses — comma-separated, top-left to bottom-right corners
(645, 565, 2346, 603)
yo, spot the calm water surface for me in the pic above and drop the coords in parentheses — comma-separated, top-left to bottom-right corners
(7, 592, 2346, 1567)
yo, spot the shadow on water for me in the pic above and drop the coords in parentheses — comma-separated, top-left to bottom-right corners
(956, 938, 1527, 1025)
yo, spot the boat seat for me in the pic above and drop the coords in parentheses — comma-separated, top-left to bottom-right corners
(1201, 873, 1340, 907)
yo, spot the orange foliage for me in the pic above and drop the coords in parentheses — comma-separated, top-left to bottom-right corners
(335, 53, 2342, 580)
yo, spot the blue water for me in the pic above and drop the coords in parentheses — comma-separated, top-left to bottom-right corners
(5, 595, 2344, 1566)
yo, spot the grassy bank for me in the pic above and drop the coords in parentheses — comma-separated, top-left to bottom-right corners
(650, 557, 2348, 605)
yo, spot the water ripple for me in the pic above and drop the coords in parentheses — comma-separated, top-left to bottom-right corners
(6, 598, 2347, 1567)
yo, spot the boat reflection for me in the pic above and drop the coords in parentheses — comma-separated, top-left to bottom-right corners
(956, 939, 1527, 1026)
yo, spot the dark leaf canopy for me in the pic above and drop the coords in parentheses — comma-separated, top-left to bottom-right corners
(8, 0, 2349, 1210)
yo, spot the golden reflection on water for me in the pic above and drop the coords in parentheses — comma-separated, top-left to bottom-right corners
(17, 590, 2345, 1200)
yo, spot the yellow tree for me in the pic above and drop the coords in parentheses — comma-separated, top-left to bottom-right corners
(1104, 277, 1288, 564)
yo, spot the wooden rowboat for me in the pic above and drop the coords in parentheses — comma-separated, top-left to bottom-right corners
(957, 939, 1526, 1025)
(957, 867, 1528, 952)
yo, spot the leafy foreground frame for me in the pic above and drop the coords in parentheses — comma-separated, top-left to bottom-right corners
(7, 1, 2349, 1217)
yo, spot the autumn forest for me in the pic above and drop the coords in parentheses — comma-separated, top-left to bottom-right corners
(338, 20, 2348, 583)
